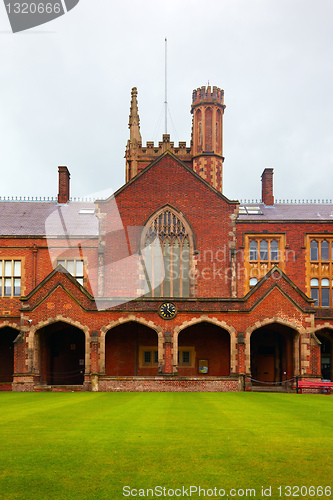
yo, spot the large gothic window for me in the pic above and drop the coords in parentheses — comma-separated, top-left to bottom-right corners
(142, 207, 193, 298)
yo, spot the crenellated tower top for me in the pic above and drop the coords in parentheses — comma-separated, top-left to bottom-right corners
(191, 86, 225, 108)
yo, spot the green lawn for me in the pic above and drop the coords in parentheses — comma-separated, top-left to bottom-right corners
(0, 392, 332, 499)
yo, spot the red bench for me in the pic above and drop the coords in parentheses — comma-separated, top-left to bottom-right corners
(295, 380, 333, 395)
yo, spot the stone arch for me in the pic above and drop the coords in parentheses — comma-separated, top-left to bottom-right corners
(314, 325, 333, 380)
(31, 316, 90, 383)
(174, 316, 237, 376)
(102, 316, 162, 376)
(0, 325, 19, 385)
(313, 323, 333, 335)
(0, 321, 20, 331)
(247, 318, 302, 382)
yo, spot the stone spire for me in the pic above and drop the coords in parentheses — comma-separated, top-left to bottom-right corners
(128, 87, 142, 144)
(125, 87, 142, 182)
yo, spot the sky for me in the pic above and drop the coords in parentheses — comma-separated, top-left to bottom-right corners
(0, 0, 333, 203)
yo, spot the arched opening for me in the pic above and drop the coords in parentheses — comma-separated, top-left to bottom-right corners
(177, 322, 230, 376)
(0, 327, 17, 384)
(196, 109, 202, 152)
(215, 109, 222, 152)
(204, 107, 212, 151)
(317, 329, 333, 380)
(250, 324, 297, 385)
(37, 322, 85, 385)
(105, 322, 158, 376)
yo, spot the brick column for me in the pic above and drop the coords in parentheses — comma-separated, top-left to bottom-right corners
(163, 331, 173, 375)
(12, 332, 34, 391)
(90, 331, 99, 391)
(13, 332, 26, 375)
(237, 333, 246, 374)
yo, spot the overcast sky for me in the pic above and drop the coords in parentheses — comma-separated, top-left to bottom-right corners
(1, 0, 333, 203)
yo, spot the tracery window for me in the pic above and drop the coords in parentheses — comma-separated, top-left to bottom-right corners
(142, 207, 193, 298)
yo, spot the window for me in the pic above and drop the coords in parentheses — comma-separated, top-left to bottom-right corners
(0, 260, 21, 297)
(58, 260, 84, 286)
(245, 236, 284, 292)
(308, 236, 333, 307)
(322, 279, 330, 307)
(311, 278, 332, 307)
(249, 277, 258, 288)
(178, 346, 195, 367)
(260, 240, 268, 260)
(270, 240, 279, 261)
(249, 240, 257, 261)
(321, 241, 329, 261)
(310, 240, 319, 261)
(310, 278, 319, 306)
(139, 347, 158, 367)
(142, 208, 193, 298)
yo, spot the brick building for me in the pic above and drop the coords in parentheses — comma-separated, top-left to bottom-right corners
(0, 85, 332, 392)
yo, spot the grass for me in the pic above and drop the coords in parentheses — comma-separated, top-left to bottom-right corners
(0, 392, 332, 499)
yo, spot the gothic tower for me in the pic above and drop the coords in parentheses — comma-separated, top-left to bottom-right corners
(191, 86, 226, 192)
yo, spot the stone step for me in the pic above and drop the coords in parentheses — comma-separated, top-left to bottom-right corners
(34, 385, 84, 392)
(251, 385, 291, 393)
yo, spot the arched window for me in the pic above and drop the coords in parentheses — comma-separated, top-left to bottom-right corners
(260, 240, 268, 261)
(142, 207, 193, 298)
(310, 240, 318, 261)
(270, 240, 279, 261)
(321, 240, 329, 261)
(249, 240, 257, 261)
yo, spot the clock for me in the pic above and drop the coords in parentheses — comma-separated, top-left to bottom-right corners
(158, 302, 177, 320)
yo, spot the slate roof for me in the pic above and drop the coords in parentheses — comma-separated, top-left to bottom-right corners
(0, 202, 98, 236)
(238, 203, 333, 222)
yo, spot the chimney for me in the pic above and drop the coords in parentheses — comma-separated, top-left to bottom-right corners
(58, 166, 70, 204)
(261, 168, 274, 206)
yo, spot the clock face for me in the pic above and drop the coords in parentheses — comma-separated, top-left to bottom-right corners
(159, 302, 177, 320)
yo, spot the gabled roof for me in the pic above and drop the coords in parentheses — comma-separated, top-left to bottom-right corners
(244, 265, 314, 312)
(96, 150, 239, 205)
(21, 264, 96, 311)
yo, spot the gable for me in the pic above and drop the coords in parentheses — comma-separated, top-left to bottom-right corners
(98, 152, 238, 233)
(245, 266, 314, 313)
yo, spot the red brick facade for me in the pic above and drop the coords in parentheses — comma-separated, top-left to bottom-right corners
(0, 85, 332, 393)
